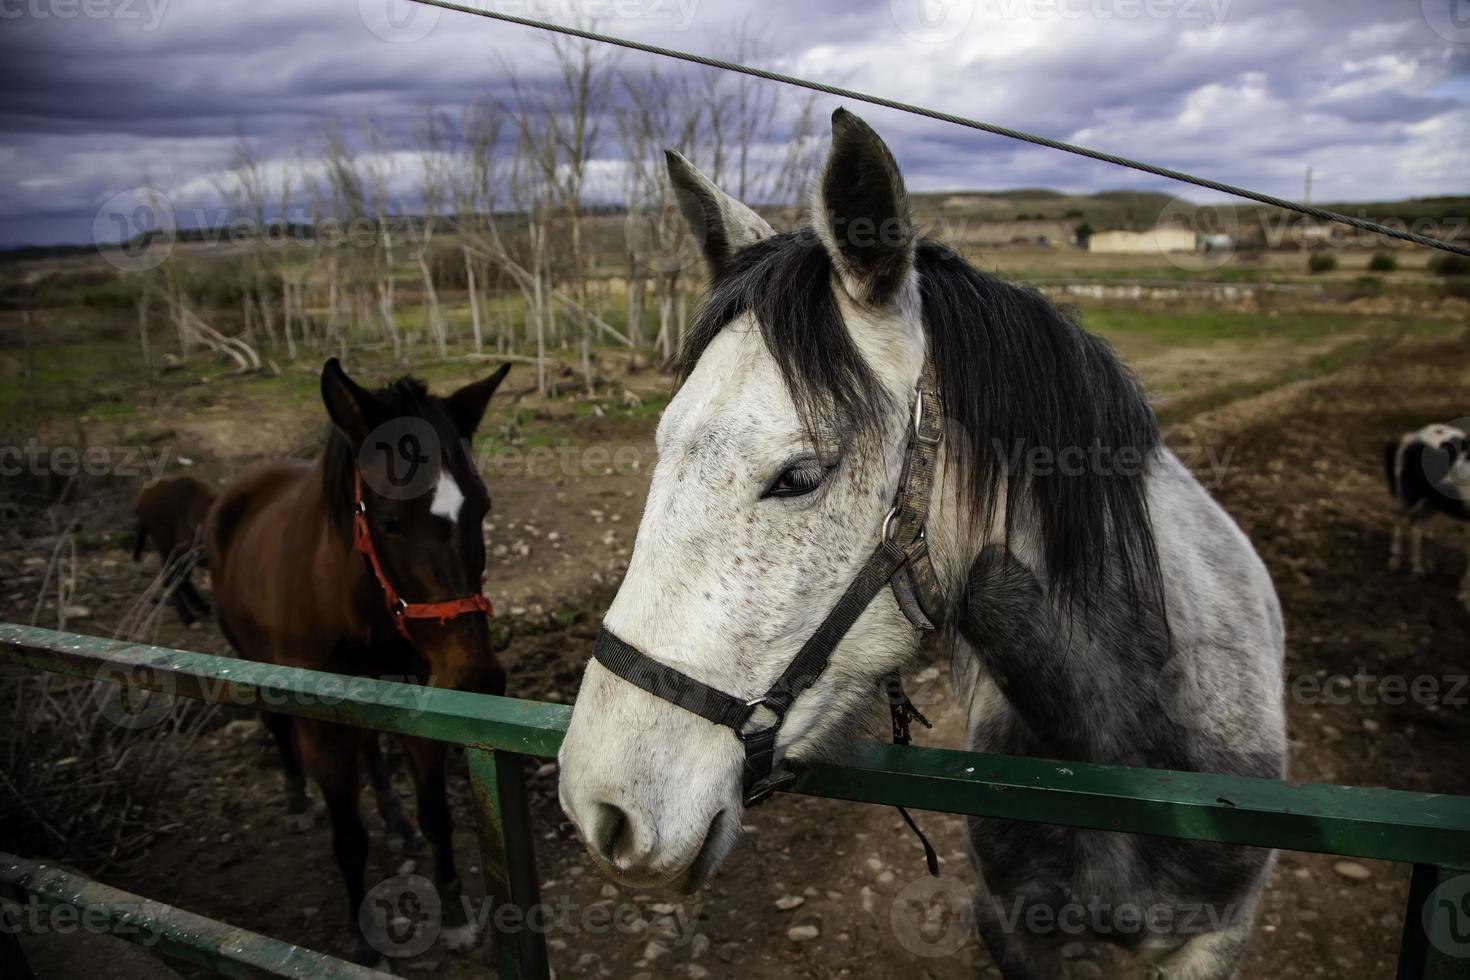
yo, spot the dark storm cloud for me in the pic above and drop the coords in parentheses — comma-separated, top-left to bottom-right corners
(0, 0, 1465, 245)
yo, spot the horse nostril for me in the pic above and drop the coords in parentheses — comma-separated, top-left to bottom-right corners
(594, 802, 631, 863)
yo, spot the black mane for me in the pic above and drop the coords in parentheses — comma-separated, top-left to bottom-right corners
(321, 375, 447, 541)
(679, 232, 1164, 613)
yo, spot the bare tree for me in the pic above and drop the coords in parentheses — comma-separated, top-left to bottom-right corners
(362, 119, 405, 360)
(415, 108, 451, 357)
(222, 137, 278, 351)
(619, 67, 703, 362)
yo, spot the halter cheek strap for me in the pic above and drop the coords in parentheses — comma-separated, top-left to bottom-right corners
(593, 361, 946, 838)
(353, 472, 493, 641)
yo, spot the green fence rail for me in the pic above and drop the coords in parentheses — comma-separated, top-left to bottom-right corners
(2, 623, 1468, 978)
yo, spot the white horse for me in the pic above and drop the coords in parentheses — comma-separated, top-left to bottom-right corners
(559, 109, 1287, 979)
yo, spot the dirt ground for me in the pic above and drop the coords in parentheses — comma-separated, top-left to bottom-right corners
(5, 328, 1470, 979)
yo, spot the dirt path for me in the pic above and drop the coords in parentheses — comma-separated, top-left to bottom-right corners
(6, 330, 1470, 978)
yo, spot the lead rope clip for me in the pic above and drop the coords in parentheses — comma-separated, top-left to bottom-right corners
(887, 673, 940, 877)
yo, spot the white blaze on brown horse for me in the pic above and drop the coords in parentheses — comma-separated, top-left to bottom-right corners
(140, 358, 511, 966)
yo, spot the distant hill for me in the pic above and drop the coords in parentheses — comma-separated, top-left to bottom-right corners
(906, 190, 1470, 241)
(908, 189, 1177, 230)
(4, 191, 1464, 262)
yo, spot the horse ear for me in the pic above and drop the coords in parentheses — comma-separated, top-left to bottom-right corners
(447, 363, 511, 437)
(811, 108, 914, 306)
(320, 358, 380, 447)
(665, 149, 775, 279)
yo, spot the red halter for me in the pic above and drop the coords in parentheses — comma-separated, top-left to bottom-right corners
(352, 471, 493, 641)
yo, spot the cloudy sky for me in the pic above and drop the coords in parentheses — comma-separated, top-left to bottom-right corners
(1, 0, 1466, 246)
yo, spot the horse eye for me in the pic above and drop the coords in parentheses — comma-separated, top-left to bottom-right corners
(763, 462, 828, 499)
(380, 516, 404, 536)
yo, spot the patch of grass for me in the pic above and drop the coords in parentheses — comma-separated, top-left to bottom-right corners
(1082, 310, 1356, 347)
(1155, 317, 1464, 427)
(0, 340, 148, 422)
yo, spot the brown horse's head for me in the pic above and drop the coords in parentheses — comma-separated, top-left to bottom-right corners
(319, 357, 511, 694)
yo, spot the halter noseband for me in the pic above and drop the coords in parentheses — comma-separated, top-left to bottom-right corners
(353, 471, 493, 641)
(593, 362, 947, 813)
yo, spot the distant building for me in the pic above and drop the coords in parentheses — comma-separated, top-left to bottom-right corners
(946, 219, 1076, 249)
(1088, 228, 1197, 254)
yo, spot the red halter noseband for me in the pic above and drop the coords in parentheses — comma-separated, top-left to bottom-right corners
(352, 471, 493, 640)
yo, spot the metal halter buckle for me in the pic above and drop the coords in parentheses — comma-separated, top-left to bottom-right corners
(881, 507, 901, 542)
(913, 387, 942, 446)
(736, 696, 782, 742)
(392, 598, 408, 616)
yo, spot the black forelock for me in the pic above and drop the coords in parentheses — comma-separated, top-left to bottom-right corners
(321, 375, 459, 540)
(678, 233, 1165, 616)
(680, 231, 893, 444)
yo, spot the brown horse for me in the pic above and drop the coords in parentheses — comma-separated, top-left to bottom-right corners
(133, 474, 216, 624)
(192, 357, 511, 965)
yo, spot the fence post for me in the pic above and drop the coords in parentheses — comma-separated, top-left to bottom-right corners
(1396, 863, 1470, 979)
(466, 748, 549, 980)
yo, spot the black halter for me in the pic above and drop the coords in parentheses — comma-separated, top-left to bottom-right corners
(593, 362, 947, 836)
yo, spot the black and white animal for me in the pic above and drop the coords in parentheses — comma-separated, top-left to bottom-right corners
(557, 110, 1286, 979)
(1384, 423, 1470, 608)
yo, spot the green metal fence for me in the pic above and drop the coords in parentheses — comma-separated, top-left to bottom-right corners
(2, 622, 1468, 979)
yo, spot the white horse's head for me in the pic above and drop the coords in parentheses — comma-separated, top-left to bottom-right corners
(557, 109, 1166, 893)
(557, 110, 939, 891)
